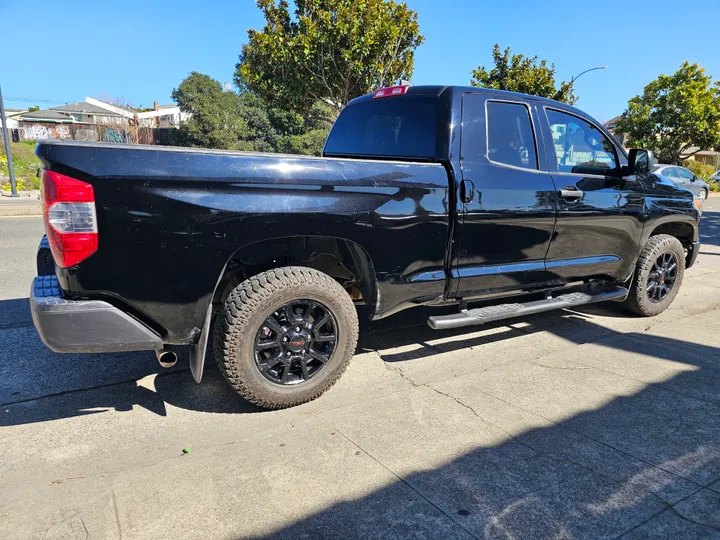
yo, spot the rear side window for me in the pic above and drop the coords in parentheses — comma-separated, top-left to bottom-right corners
(324, 96, 438, 160)
(486, 101, 538, 170)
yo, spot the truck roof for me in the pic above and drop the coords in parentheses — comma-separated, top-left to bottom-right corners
(346, 84, 589, 118)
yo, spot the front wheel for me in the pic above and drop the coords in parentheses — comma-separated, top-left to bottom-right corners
(623, 234, 685, 317)
(213, 267, 359, 409)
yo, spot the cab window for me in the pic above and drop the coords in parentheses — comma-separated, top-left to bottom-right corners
(677, 168, 694, 180)
(486, 101, 538, 170)
(546, 109, 618, 175)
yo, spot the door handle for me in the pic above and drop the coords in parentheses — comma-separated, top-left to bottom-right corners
(460, 179, 475, 203)
(559, 188, 584, 200)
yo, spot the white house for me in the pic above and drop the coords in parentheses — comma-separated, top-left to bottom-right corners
(3, 108, 26, 129)
(86, 98, 189, 128)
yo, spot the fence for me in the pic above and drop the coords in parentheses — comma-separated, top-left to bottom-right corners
(2, 123, 180, 146)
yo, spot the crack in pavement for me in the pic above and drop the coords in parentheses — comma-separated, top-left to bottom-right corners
(332, 426, 481, 540)
(424, 384, 599, 474)
(615, 483, 720, 538)
(111, 487, 123, 540)
(528, 360, 600, 371)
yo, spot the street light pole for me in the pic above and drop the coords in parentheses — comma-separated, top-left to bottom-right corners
(571, 65, 608, 85)
(0, 84, 19, 197)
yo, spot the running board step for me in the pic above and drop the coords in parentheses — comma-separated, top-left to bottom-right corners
(428, 287, 628, 331)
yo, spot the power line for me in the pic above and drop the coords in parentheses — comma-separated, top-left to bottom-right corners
(5, 96, 71, 104)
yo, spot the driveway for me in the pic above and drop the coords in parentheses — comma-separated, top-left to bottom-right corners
(1, 200, 720, 539)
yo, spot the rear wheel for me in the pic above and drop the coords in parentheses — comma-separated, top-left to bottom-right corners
(698, 188, 708, 202)
(213, 267, 359, 409)
(623, 234, 685, 317)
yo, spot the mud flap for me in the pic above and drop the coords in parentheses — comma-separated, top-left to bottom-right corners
(189, 303, 213, 383)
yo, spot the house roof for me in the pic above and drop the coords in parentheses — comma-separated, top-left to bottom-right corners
(19, 110, 75, 123)
(50, 102, 123, 116)
(604, 116, 622, 128)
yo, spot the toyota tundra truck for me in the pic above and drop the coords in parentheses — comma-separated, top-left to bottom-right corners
(30, 85, 702, 408)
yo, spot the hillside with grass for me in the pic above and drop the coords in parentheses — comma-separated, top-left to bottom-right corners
(1, 141, 41, 191)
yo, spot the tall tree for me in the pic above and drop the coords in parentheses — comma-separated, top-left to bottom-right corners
(172, 72, 335, 155)
(471, 44, 576, 104)
(236, 0, 424, 114)
(172, 72, 248, 149)
(615, 62, 720, 164)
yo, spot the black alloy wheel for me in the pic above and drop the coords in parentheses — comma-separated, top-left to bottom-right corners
(646, 252, 678, 303)
(254, 300, 338, 385)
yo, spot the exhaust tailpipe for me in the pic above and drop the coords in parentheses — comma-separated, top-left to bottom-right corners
(155, 348, 177, 368)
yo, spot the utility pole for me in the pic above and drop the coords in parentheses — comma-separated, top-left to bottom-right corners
(0, 84, 19, 197)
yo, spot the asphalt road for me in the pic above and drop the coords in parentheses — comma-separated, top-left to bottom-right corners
(1, 201, 720, 539)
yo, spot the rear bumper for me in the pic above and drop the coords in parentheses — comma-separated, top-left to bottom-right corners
(687, 240, 701, 269)
(30, 276, 163, 353)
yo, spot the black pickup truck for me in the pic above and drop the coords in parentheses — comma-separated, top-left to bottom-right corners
(31, 85, 702, 408)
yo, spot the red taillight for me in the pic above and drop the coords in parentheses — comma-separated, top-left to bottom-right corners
(373, 85, 409, 99)
(42, 170, 98, 268)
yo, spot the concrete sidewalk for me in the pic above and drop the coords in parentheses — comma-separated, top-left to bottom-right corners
(0, 191, 41, 216)
(1, 204, 720, 539)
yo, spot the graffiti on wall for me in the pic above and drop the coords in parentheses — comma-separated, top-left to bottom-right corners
(75, 128, 99, 142)
(102, 127, 132, 143)
(21, 125, 51, 140)
(17, 122, 166, 145)
(55, 125, 71, 139)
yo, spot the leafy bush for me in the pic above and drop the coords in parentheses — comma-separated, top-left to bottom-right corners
(709, 181, 720, 192)
(682, 159, 715, 180)
(2, 178, 26, 191)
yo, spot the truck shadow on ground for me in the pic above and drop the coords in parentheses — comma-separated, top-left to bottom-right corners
(1, 301, 717, 425)
(1, 209, 717, 427)
(244, 336, 720, 538)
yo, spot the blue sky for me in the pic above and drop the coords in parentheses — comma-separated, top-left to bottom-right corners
(2, 0, 719, 122)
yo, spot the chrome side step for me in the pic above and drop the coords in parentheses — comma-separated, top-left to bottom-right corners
(427, 287, 628, 331)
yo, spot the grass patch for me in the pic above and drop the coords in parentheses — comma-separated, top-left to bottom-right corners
(1, 141, 41, 190)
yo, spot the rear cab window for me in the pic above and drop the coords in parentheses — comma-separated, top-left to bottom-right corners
(461, 93, 540, 171)
(486, 101, 538, 170)
(324, 96, 438, 161)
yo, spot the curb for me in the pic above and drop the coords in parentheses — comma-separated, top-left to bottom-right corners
(0, 203, 42, 217)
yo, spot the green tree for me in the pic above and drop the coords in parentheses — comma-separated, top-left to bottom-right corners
(28, 105, 40, 112)
(615, 62, 720, 164)
(471, 44, 577, 104)
(236, 0, 424, 114)
(172, 72, 249, 149)
(172, 72, 335, 155)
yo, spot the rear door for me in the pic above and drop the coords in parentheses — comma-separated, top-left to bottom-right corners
(540, 107, 644, 283)
(453, 93, 558, 299)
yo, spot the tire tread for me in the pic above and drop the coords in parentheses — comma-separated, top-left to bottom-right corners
(213, 266, 358, 409)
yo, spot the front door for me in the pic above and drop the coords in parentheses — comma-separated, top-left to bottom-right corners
(454, 94, 558, 300)
(540, 107, 645, 283)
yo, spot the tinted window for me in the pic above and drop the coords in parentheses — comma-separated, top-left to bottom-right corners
(546, 109, 617, 174)
(486, 101, 538, 170)
(324, 96, 437, 160)
(663, 167, 678, 178)
(677, 168, 694, 180)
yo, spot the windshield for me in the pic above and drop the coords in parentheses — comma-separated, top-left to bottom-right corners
(323, 96, 438, 160)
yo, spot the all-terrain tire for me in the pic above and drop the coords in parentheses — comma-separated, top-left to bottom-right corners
(213, 266, 359, 409)
(623, 234, 685, 317)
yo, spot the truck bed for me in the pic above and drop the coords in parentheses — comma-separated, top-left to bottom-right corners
(35, 140, 451, 342)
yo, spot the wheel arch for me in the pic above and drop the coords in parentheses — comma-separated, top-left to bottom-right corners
(642, 216, 699, 267)
(211, 236, 378, 318)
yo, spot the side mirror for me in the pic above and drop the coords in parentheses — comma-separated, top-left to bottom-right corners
(691, 175, 697, 182)
(628, 148, 655, 174)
